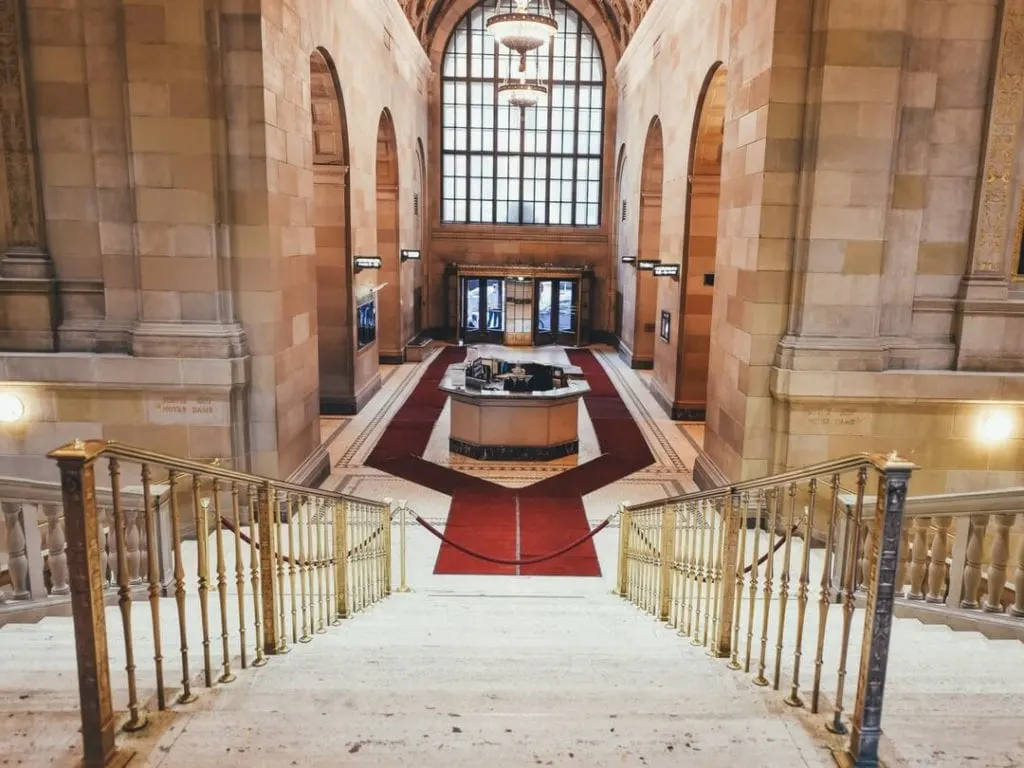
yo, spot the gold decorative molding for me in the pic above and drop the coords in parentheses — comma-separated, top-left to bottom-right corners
(969, 0, 1024, 277)
(0, 0, 44, 252)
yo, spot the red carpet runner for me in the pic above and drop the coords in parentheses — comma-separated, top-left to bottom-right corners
(364, 347, 655, 576)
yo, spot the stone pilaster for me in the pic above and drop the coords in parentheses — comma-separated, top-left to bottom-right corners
(955, 0, 1024, 370)
(0, 0, 58, 351)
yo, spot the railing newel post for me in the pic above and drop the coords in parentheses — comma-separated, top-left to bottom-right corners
(658, 503, 676, 622)
(256, 481, 278, 656)
(616, 502, 630, 597)
(714, 488, 740, 659)
(838, 454, 916, 768)
(48, 439, 135, 768)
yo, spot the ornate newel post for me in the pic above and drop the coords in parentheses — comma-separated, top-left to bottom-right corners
(47, 440, 134, 768)
(840, 453, 916, 768)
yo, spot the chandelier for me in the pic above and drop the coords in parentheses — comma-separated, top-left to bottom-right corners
(497, 57, 547, 109)
(487, 0, 558, 64)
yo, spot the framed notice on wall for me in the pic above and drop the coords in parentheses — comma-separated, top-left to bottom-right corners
(660, 310, 671, 342)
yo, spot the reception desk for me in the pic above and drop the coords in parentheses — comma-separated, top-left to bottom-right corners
(439, 364, 590, 461)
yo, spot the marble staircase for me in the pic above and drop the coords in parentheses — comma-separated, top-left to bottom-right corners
(2, 576, 1023, 767)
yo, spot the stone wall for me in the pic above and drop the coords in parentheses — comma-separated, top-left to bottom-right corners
(0, 0, 429, 481)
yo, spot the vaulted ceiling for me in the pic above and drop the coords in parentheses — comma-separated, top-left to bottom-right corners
(397, 0, 654, 56)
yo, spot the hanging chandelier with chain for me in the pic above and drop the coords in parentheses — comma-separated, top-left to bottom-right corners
(486, 0, 558, 61)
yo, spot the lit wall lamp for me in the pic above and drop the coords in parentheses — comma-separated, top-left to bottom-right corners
(976, 408, 1014, 445)
(0, 393, 25, 424)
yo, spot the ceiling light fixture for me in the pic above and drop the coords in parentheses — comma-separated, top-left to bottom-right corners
(487, 0, 558, 65)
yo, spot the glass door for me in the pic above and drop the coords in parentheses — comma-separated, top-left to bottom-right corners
(461, 277, 504, 343)
(534, 279, 579, 346)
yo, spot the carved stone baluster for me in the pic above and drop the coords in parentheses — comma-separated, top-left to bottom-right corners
(983, 514, 1014, 613)
(43, 504, 70, 595)
(895, 524, 912, 598)
(137, 507, 149, 583)
(924, 516, 952, 603)
(959, 515, 988, 609)
(1, 502, 30, 599)
(1011, 525, 1024, 618)
(124, 508, 142, 584)
(856, 519, 873, 592)
(907, 517, 931, 600)
(101, 507, 113, 585)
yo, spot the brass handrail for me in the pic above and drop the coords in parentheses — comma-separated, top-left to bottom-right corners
(624, 452, 911, 513)
(47, 439, 384, 508)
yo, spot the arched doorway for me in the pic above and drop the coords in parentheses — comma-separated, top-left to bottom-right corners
(375, 110, 402, 363)
(310, 48, 355, 414)
(673, 64, 726, 420)
(613, 144, 627, 342)
(633, 117, 664, 369)
(413, 138, 426, 336)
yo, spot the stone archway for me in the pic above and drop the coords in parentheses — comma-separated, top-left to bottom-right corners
(673, 63, 726, 420)
(633, 117, 664, 369)
(310, 48, 356, 414)
(413, 138, 426, 335)
(613, 144, 627, 341)
(375, 109, 402, 363)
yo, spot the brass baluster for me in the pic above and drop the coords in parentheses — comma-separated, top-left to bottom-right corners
(316, 500, 327, 633)
(828, 467, 868, 735)
(230, 483, 247, 670)
(772, 482, 798, 690)
(728, 492, 748, 670)
(212, 481, 235, 683)
(108, 458, 147, 731)
(692, 504, 707, 646)
(298, 498, 311, 643)
(707, 498, 725, 651)
(744, 490, 764, 673)
(141, 464, 166, 710)
(249, 491, 267, 667)
(193, 483, 213, 687)
(287, 495, 299, 643)
(336, 501, 350, 620)
(811, 474, 840, 713)
(786, 479, 816, 708)
(683, 503, 696, 637)
(754, 487, 780, 687)
(168, 473, 197, 703)
(672, 503, 683, 628)
(275, 491, 290, 654)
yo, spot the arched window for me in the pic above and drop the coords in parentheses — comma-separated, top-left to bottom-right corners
(441, 0, 605, 227)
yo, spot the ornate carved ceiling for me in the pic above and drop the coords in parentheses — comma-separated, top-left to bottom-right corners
(397, 0, 654, 56)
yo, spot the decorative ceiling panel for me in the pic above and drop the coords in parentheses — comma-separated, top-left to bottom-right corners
(397, 0, 654, 55)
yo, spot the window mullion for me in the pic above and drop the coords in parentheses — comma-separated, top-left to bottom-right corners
(569, 23, 582, 226)
(465, 17, 473, 221)
(545, 25, 555, 226)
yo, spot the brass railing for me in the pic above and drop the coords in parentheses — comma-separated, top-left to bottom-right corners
(618, 452, 915, 768)
(47, 439, 393, 768)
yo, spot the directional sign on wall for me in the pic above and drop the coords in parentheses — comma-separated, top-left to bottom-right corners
(621, 255, 637, 264)
(653, 264, 680, 278)
(401, 249, 421, 262)
(638, 259, 660, 271)
(354, 256, 382, 272)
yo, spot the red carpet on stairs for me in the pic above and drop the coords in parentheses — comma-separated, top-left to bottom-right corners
(362, 346, 656, 577)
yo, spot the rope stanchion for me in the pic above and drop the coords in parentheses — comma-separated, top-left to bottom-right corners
(412, 511, 614, 567)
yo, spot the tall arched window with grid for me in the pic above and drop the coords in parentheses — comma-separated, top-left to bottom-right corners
(440, 0, 605, 227)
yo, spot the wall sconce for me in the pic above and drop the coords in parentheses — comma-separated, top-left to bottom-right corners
(0, 393, 25, 424)
(976, 408, 1014, 445)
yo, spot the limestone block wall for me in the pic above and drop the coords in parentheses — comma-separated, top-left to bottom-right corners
(0, 0, 428, 482)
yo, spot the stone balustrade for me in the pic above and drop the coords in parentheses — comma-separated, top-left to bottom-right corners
(0, 476, 169, 609)
(839, 487, 1024, 638)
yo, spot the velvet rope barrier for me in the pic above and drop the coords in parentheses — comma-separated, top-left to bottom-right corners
(219, 516, 383, 566)
(412, 511, 613, 567)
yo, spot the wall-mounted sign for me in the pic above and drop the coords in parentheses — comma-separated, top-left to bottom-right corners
(621, 255, 637, 264)
(354, 256, 382, 272)
(638, 259, 660, 271)
(703, 273, 716, 287)
(401, 249, 421, 262)
(653, 264, 681, 278)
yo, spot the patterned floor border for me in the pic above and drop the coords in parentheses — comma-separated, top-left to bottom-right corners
(327, 345, 697, 496)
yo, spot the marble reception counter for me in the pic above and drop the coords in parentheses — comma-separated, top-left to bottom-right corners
(439, 363, 590, 461)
